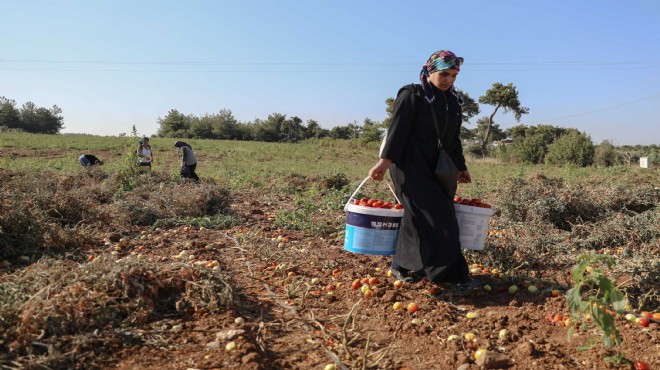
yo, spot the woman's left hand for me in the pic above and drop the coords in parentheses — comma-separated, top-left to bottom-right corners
(458, 170, 472, 184)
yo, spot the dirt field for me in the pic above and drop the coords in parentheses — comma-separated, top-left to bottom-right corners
(11, 191, 651, 370)
(0, 140, 658, 370)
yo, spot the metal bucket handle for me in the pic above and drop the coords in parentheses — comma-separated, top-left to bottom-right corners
(344, 176, 401, 211)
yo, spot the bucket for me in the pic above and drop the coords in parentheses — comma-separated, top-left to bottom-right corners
(454, 203, 496, 251)
(343, 177, 403, 256)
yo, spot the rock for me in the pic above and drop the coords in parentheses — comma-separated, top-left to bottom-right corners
(216, 329, 245, 341)
(108, 233, 122, 242)
(205, 341, 221, 349)
(456, 363, 470, 370)
(475, 351, 510, 369)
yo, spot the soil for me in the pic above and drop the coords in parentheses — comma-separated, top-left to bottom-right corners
(70, 189, 658, 370)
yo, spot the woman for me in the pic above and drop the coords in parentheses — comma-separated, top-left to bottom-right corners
(368, 50, 472, 286)
(136, 136, 153, 168)
(79, 154, 103, 167)
(174, 141, 199, 181)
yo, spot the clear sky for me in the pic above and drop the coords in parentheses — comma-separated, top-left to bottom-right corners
(2, 0, 659, 145)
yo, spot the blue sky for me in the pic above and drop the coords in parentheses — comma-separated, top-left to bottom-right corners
(2, 0, 659, 145)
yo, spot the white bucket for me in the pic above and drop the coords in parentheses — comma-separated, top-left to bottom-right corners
(343, 177, 403, 256)
(454, 203, 496, 251)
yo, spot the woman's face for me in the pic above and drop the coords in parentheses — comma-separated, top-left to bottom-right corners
(429, 69, 459, 91)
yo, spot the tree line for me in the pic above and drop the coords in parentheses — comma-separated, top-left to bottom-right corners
(0, 97, 64, 134)
(3, 82, 658, 167)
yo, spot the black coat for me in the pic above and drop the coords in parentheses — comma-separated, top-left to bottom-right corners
(380, 83, 468, 283)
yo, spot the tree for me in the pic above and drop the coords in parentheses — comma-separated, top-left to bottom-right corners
(19, 102, 64, 134)
(383, 97, 395, 129)
(509, 134, 547, 164)
(478, 82, 529, 150)
(329, 125, 353, 139)
(360, 118, 382, 144)
(157, 109, 191, 137)
(281, 116, 305, 142)
(252, 113, 286, 142)
(455, 88, 480, 124)
(0, 97, 22, 130)
(594, 140, 623, 167)
(545, 131, 595, 167)
(475, 117, 506, 142)
(383, 88, 478, 129)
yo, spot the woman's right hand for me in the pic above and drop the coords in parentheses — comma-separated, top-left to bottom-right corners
(369, 159, 391, 181)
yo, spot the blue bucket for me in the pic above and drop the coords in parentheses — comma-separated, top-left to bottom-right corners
(344, 204, 402, 255)
(343, 177, 403, 256)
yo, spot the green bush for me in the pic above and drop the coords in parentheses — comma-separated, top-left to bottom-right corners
(507, 135, 547, 164)
(545, 131, 595, 167)
(594, 141, 624, 167)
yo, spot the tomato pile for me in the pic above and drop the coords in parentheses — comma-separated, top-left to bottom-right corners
(453, 195, 492, 208)
(352, 197, 403, 209)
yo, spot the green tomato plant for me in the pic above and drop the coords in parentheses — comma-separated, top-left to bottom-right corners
(566, 253, 627, 350)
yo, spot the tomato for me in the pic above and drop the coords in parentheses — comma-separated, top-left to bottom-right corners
(359, 200, 369, 207)
(368, 277, 380, 285)
(638, 318, 649, 327)
(351, 279, 361, 290)
(406, 302, 419, 313)
(367, 199, 376, 206)
(382, 201, 393, 209)
(393, 204, 403, 210)
(640, 311, 653, 319)
(634, 361, 650, 370)
(360, 197, 368, 203)
(372, 200, 384, 208)
(353, 199, 360, 205)
(453, 195, 462, 203)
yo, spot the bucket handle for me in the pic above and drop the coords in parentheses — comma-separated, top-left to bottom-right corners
(344, 176, 402, 211)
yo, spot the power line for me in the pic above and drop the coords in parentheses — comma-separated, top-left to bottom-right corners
(524, 92, 660, 124)
(2, 58, 660, 67)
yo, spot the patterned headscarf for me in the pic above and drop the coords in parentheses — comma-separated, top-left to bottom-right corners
(419, 50, 464, 103)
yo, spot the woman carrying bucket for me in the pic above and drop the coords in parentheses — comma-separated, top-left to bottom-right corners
(368, 50, 472, 287)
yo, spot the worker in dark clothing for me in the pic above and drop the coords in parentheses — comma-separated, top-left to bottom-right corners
(368, 50, 472, 287)
(79, 154, 103, 167)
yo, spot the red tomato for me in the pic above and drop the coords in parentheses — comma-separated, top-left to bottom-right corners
(634, 361, 650, 370)
(368, 277, 379, 285)
(393, 204, 403, 210)
(367, 199, 376, 206)
(353, 199, 360, 205)
(360, 198, 368, 203)
(359, 200, 369, 207)
(351, 279, 361, 290)
(372, 200, 384, 208)
(382, 201, 393, 209)
(639, 318, 650, 327)
(453, 195, 462, 203)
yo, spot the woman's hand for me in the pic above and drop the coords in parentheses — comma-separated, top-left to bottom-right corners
(369, 159, 391, 181)
(458, 170, 472, 184)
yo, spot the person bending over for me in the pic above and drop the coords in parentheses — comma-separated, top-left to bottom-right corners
(174, 141, 199, 182)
